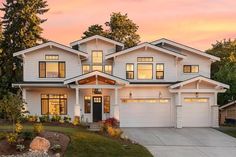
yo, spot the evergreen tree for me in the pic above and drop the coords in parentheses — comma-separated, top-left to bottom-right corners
(0, 0, 49, 96)
(82, 24, 107, 39)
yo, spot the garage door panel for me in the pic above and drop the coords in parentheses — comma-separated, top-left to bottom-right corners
(120, 102, 171, 127)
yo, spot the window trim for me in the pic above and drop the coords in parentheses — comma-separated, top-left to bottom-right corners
(183, 65, 199, 73)
(156, 63, 164, 79)
(91, 50, 103, 64)
(41, 94, 67, 115)
(126, 63, 134, 79)
(39, 61, 66, 78)
(103, 96, 110, 113)
(137, 57, 153, 62)
(137, 63, 153, 80)
(84, 96, 91, 114)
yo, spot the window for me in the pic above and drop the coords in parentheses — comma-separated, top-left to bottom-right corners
(82, 65, 90, 74)
(137, 57, 153, 62)
(156, 64, 164, 79)
(183, 65, 199, 73)
(137, 64, 153, 80)
(92, 51, 103, 64)
(39, 62, 65, 78)
(84, 96, 91, 113)
(105, 65, 112, 74)
(92, 65, 103, 72)
(184, 98, 208, 103)
(41, 94, 67, 115)
(104, 96, 110, 113)
(126, 64, 134, 79)
(45, 55, 59, 60)
(122, 98, 169, 103)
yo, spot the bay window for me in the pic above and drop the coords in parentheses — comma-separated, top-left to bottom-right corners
(137, 64, 153, 80)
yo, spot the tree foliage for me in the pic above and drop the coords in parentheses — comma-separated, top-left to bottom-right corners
(206, 39, 236, 105)
(0, 0, 49, 96)
(82, 12, 140, 48)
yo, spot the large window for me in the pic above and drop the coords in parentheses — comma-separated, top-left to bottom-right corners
(84, 96, 91, 113)
(137, 64, 153, 80)
(156, 64, 164, 79)
(104, 65, 112, 74)
(92, 51, 103, 64)
(126, 63, 134, 79)
(41, 94, 67, 115)
(39, 62, 65, 78)
(183, 65, 199, 73)
(104, 96, 110, 113)
(82, 65, 90, 74)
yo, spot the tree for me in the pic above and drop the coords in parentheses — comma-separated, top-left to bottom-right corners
(0, 0, 49, 97)
(206, 39, 236, 105)
(82, 24, 107, 39)
(0, 92, 25, 133)
(82, 12, 140, 48)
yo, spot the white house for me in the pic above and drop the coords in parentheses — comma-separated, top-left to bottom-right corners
(12, 35, 229, 128)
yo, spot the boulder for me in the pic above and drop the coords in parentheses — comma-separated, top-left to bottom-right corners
(30, 136, 50, 153)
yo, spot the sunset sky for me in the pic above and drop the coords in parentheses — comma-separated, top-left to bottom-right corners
(1, 0, 236, 51)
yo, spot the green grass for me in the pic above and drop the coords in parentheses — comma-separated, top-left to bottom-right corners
(217, 126, 236, 138)
(0, 124, 153, 157)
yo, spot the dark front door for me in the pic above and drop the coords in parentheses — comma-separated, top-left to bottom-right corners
(93, 96, 102, 122)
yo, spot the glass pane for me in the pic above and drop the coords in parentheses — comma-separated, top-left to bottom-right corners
(126, 71, 134, 79)
(191, 66, 199, 73)
(39, 62, 46, 78)
(82, 65, 90, 74)
(183, 65, 191, 73)
(49, 98, 60, 115)
(105, 65, 112, 74)
(104, 96, 110, 113)
(92, 65, 103, 72)
(156, 71, 164, 79)
(156, 64, 164, 71)
(126, 64, 134, 71)
(41, 99, 48, 114)
(84, 96, 91, 113)
(46, 62, 58, 77)
(138, 64, 153, 79)
(45, 55, 59, 60)
(92, 51, 103, 64)
(59, 62, 65, 78)
(60, 99, 67, 114)
(137, 57, 153, 62)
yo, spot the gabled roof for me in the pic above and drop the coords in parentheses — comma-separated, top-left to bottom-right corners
(13, 41, 88, 58)
(169, 76, 229, 89)
(70, 35, 124, 47)
(220, 101, 236, 110)
(151, 38, 220, 61)
(64, 71, 129, 85)
(105, 42, 186, 59)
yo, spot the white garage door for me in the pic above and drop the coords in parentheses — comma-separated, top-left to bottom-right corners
(120, 99, 171, 127)
(182, 98, 210, 127)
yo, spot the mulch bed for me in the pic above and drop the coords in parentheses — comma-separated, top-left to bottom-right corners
(0, 131, 70, 157)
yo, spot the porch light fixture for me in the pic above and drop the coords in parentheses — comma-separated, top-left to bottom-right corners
(129, 91, 132, 98)
(195, 92, 199, 98)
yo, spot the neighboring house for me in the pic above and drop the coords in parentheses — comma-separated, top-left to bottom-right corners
(12, 35, 229, 128)
(220, 101, 236, 124)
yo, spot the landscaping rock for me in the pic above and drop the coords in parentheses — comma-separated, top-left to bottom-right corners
(30, 136, 50, 153)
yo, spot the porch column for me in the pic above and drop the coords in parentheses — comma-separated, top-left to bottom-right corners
(74, 87, 81, 118)
(176, 92, 182, 128)
(22, 88, 28, 113)
(211, 92, 219, 128)
(114, 86, 119, 120)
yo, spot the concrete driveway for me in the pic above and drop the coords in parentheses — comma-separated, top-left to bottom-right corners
(122, 128, 236, 157)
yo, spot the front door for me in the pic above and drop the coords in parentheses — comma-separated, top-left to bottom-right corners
(93, 96, 102, 122)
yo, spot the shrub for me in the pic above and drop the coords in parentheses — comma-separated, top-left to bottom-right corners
(104, 118, 119, 128)
(28, 115, 38, 122)
(15, 122, 23, 133)
(51, 115, 61, 122)
(59, 119, 64, 124)
(107, 126, 123, 138)
(16, 144, 25, 152)
(34, 123, 44, 134)
(0, 132, 6, 140)
(64, 116, 71, 123)
(19, 115, 28, 123)
(50, 144, 62, 152)
(20, 131, 35, 140)
(72, 117, 80, 126)
(39, 115, 50, 123)
(6, 133, 18, 144)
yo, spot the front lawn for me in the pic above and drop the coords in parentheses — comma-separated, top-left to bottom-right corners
(0, 124, 153, 157)
(217, 126, 236, 138)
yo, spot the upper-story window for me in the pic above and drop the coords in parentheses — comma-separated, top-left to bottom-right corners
(183, 65, 199, 73)
(156, 64, 164, 79)
(126, 63, 134, 79)
(45, 55, 59, 60)
(39, 61, 65, 78)
(137, 63, 153, 80)
(137, 57, 153, 62)
(92, 51, 103, 64)
(82, 65, 90, 74)
(105, 65, 112, 74)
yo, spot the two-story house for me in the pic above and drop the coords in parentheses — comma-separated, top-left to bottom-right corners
(12, 35, 229, 128)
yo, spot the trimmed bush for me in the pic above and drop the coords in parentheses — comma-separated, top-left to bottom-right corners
(72, 117, 80, 126)
(15, 122, 23, 133)
(39, 115, 50, 123)
(34, 123, 44, 134)
(20, 131, 35, 140)
(6, 133, 18, 144)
